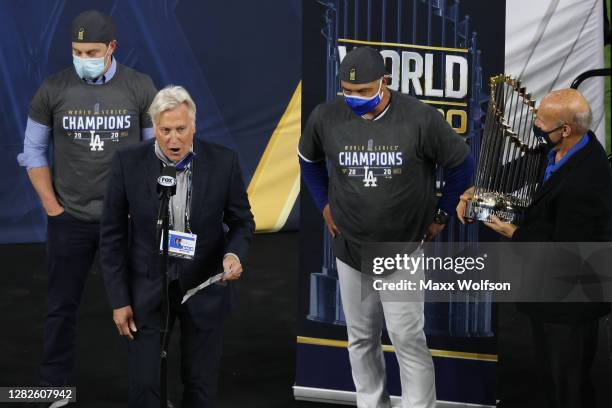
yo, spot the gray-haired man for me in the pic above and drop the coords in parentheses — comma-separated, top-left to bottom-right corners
(100, 85, 255, 407)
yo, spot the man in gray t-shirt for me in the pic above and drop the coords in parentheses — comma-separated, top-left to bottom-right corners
(299, 47, 472, 408)
(16, 10, 157, 393)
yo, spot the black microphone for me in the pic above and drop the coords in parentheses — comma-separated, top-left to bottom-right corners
(157, 165, 177, 197)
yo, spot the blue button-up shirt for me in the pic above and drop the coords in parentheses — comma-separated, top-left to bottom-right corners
(17, 58, 154, 170)
(543, 133, 589, 182)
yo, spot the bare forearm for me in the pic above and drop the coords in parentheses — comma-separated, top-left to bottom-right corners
(26, 167, 63, 215)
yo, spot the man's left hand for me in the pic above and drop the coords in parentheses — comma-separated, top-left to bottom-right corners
(222, 254, 243, 281)
(484, 215, 517, 238)
(425, 222, 446, 241)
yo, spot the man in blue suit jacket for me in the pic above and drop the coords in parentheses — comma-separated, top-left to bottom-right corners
(100, 85, 255, 408)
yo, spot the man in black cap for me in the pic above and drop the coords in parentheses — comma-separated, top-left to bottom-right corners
(299, 47, 474, 408)
(17, 9, 157, 400)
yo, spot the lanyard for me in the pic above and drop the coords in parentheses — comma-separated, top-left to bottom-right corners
(168, 163, 193, 233)
(185, 164, 193, 232)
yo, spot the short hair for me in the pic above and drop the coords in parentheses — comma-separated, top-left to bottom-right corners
(148, 85, 196, 126)
(572, 106, 592, 134)
(544, 88, 592, 135)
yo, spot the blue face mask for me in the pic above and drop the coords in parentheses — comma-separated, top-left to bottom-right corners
(343, 80, 383, 116)
(73, 45, 110, 80)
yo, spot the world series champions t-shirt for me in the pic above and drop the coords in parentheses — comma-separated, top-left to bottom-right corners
(28, 63, 157, 222)
(299, 91, 469, 270)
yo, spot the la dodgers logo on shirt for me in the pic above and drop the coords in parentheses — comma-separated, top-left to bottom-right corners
(363, 166, 378, 187)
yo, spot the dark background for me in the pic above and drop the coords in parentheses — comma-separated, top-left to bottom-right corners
(0, 233, 340, 408)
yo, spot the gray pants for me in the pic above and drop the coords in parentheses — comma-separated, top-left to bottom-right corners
(336, 254, 436, 408)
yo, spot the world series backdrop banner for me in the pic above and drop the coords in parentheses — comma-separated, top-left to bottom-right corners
(297, 0, 606, 406)
(0, 0, 301, 244)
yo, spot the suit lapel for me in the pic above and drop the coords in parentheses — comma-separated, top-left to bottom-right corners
(189, 140, 210, 227)
(530, 137, 592, 206)
(530, 166, 566, 206)
(146, 142, 161, 200)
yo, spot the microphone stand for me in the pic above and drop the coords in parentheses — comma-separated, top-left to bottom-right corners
(156, 170, 175, 408)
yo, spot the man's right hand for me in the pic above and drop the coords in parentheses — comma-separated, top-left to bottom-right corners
(323, 203, 340, 237)
(25, 167, 64, 217)
(456, 186, 475, 225)
(113, 305, 137, 341)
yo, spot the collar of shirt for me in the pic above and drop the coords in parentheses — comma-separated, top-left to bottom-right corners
(154, 141, 196, 171)
(83, 57, 117, 85)
(543, 133, 589, 182)
(154, 141, 190, 232)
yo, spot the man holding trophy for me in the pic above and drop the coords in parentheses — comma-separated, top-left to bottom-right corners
(457, 88, 612, 408)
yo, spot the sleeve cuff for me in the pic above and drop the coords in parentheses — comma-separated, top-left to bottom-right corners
(17, 152, 49, 170)
(142, 127, 154, 140)
(297, 147, 324, 163)
(109, 290, 131, 310)
(224, 253, 240, 262)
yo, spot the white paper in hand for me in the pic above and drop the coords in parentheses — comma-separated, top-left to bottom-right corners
(181, 272, 225, 304)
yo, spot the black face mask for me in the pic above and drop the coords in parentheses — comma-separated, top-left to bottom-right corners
(533, 124, 564, 148)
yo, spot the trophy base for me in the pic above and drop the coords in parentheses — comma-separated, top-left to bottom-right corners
(465, 196, 523, 224)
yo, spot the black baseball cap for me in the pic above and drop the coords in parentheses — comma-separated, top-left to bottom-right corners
(339, 47, 387, 84)
(71, 10, 115, 43)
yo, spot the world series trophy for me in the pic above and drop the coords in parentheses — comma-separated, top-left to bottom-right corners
(465, 75, 548, 223)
